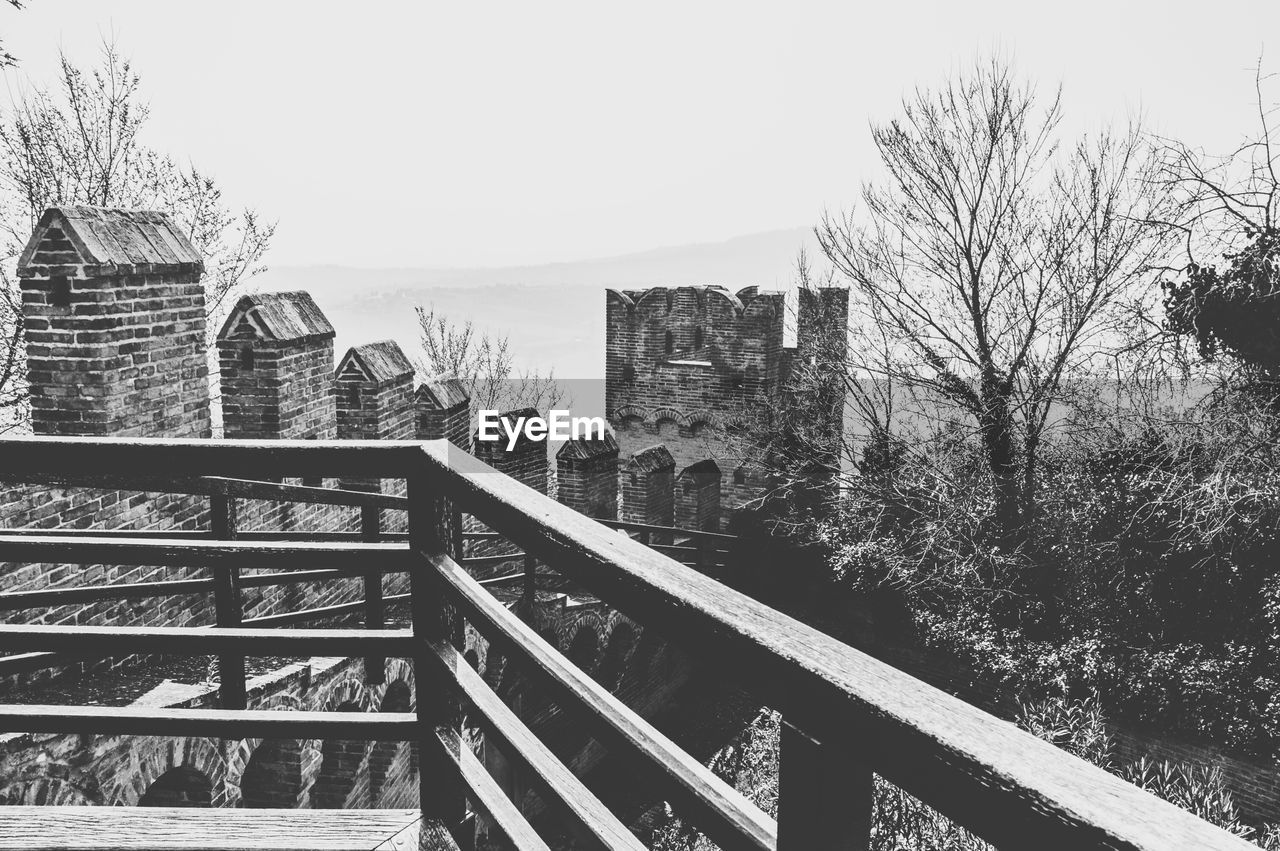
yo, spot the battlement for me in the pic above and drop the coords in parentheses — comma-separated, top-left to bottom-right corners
(605, 283, 848, 526)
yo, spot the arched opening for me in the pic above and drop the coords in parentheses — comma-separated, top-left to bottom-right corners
(664, 330, 674, 354)
(567, 627, 599, 676)
(369, 682, 415, 808)
(550, 627, 601, 758)
(138, 766, 212, 808)
(597, 623, 636, 692)
(241, 740, 304, 808)
(693, 327, 703, 349)
(312, 701, 367, 809)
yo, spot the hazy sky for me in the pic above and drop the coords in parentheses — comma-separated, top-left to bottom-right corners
(2, 1, 1278, 268)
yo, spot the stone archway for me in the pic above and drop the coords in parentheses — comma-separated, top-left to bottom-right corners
(239, 738, 306, 808)
(368, 680, 415, 808)
(0, 776, 96, 807)
(311, 701, 368, 808)
(138, 766, 212, 807)
(597, 621, 636, 692)
(113, 737, 226, 808)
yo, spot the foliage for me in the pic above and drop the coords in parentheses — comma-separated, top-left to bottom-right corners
(0, 39, 275, 430)
(1164, 227, 1280, 376)
(817, 54, 1172, 536)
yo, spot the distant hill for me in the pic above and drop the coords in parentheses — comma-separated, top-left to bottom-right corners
(252, 228, 819, 402)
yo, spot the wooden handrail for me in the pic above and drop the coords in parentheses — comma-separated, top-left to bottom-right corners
(0, 436, 1256, 850)
(431, 551, 774, 851)
(0, 705, 419, 739)
(415, 441, 1255, 850)
(0, 535, 411, 570)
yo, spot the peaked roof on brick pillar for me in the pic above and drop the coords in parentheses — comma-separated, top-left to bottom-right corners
(417, 376, 470, 410)
(217, 291, 335, 343)
(625, 444, 675, 473)
(337, 340, 414, 384)
(16, 206, 203, 276)
(556, 428, 619, 460)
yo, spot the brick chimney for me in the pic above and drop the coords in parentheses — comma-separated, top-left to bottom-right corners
(216, 291, 336, 441)
(416, 376, 471, 452)
(556, 429, 620, 519)
(17, 206, 209, 437)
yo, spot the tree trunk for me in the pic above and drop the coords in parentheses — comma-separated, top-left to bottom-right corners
(978, 374, 1022, 538)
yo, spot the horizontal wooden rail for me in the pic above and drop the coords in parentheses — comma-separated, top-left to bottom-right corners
(0, 577, 217, 610)
(0, 535, 411, 570)
(0, 650, 81, 677)
(417, 441, 1254, 850)
(0, 705, 419, 739)
(0, 625, 414, 657)
(424, 640, 645, 851)
(433, 727, 550, 851)
(602, 518, 737, 542)
(432, 552, 774, 851)
(243, 594, 409, 628)
(461, 552, 525, 568)
(0, 436, 423, 481)
(0, 528, 409, 542)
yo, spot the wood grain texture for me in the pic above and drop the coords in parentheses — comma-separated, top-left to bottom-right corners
(424, 639, 645, 851)
(433, 727, 551, 851)
(0, 808, 454, 851)
(0, 535, 411, 570)
(432, 552, 774, 851)
(415, 441, 1256, 851)
(0, 705, 419, 739)
(0, 624, 415, 656)
(0, 435, 422, 480)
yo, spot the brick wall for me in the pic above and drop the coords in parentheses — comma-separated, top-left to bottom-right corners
(19, 208, 211, 439)
(620, 445, 675, 542)
(472, 408, 548, 494)
(416, 377, 471, 452)
(555, 431, 619, 520)
(675, 459, 720, 532)
(605, 285, 848, 526)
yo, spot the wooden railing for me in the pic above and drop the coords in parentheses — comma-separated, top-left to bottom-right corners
(0, 436, 1258, 850)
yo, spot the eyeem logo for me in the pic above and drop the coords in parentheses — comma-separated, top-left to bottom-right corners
(477, 410, 607, 450)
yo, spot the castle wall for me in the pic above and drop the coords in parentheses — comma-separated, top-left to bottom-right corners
(605, 284, 848, 526)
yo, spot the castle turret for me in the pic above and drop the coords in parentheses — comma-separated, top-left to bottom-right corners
(17, 207, 210, 438)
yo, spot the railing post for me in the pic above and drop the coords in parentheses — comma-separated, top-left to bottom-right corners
(778, 720, 872, 851)
(211, 494, 246, 710)
(407, 467, 471, 850)
(522, 554, 536, 602)
(361, 503, 386, 686)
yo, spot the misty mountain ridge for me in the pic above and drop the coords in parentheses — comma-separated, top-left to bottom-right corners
(254, 228, 819, 385)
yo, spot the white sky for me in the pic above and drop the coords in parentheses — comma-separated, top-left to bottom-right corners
(3, 0, 1278, 268)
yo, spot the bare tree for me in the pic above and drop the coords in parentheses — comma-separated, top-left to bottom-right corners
(416, 305, 565, 418)
(0, 0, 23, 70)
(0, 39, 275, 431)
(817, 56, 1173, 537)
